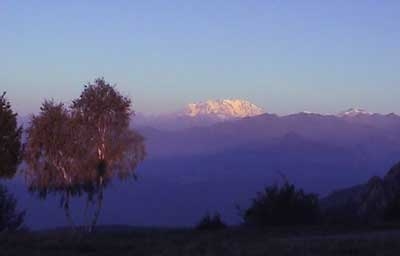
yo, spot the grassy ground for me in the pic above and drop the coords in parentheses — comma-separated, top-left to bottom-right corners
(2, 227, 400, 256)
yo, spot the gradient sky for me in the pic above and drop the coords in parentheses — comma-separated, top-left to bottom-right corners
(1, 0, 400, 115)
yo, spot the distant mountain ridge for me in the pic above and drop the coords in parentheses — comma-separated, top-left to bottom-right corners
(134, 102, 399, 131)
(141, 111, 400, 157)
(338, 108, 372, 117)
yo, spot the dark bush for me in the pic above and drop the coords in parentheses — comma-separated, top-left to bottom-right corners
(0, 184, 25, 232)
(322, 202, 362, 226)
(196, 213, 227, 231)
(242, 182, 320, 227)
(0, 92, 22, 179)
(384, 193, 400, 222)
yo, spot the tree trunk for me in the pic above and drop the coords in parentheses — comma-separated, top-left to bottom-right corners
(88, 178, 104, 233)
(63, 190, 76, 232)
(83, 196, 91, 232)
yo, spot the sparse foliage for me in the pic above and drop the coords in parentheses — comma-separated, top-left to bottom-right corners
(71, 78, 145, 182)
(24, 78, 146, 232)
(242, 182, 320, 227)
(25, 101, 84, 193)
(24, 101, 87, 228)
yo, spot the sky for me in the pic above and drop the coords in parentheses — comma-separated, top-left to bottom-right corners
(1, 0, 400, 115)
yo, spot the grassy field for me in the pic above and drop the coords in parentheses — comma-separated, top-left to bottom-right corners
(2, 227, 400, 256)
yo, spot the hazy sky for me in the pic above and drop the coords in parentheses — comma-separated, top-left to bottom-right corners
(1, 0, 400, 115)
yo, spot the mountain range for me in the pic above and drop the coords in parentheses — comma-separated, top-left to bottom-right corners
(134, 99, 398, 131)
(9, 100, 400, 229)
(134, 99, 265, 130)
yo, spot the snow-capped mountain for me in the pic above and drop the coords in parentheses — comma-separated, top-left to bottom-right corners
(134, 99, 264, 130)
(338, 108, 372, 117)
(183, 99, 264, 119)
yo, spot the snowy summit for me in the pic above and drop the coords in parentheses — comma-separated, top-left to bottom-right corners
(338, 108, 372, 117)
(183, 99, 264, 119)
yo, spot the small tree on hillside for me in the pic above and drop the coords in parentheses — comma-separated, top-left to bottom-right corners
(242, 182, 320, 227)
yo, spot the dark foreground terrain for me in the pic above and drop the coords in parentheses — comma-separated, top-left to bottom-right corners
(2, 226, 400, 256)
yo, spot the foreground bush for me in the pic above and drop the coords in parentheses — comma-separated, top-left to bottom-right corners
(384, 192, 400, 222)
(196, 213, 227, 231)
(0, 184, 25, 232)
(243, 182, 320, 227)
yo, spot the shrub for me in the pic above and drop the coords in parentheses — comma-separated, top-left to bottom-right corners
(196, 213, 227, 231)
(242, 182, 320, 227)
(384, 193, 400, 222)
